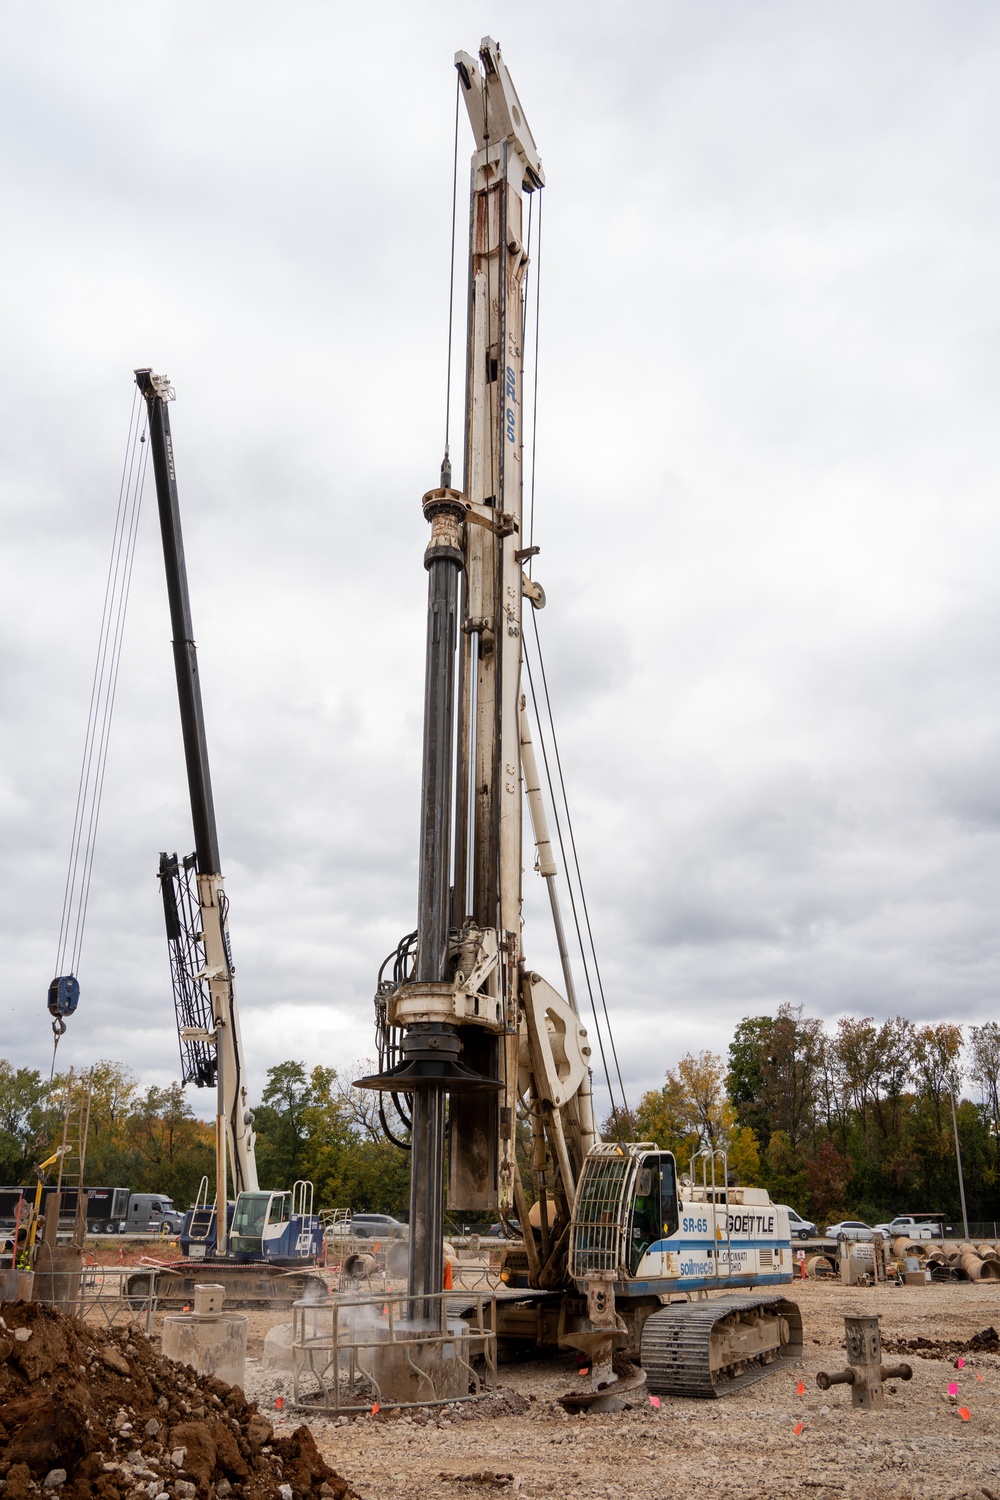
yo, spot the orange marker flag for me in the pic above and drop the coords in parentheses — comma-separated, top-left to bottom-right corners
(959, 1407, 971, 1421)
(977, 1372, 984, 1382)
(793, 1421, 804, 1436)
(796, 1380, 805, 1396)
(372, 1402, 380, 1416)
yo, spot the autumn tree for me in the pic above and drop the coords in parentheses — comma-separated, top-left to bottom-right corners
(804, 1141, 853, 1227)
(128, 1084, 214, 1204)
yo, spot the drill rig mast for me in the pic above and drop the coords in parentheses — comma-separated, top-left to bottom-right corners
(358, 36, 595, 1319)
(360, 41, 803, 1400)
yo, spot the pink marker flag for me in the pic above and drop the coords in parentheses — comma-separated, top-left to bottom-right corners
(948, 1382, 959, 1396)
(649, 1396, 661, 1409)
(957, 1357, 965, 1369)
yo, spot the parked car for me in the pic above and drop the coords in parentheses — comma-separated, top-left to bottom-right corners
(349, 1214, 408, 1239)
(777, 1206, 817, 1239)
(873, 1215, 944, 1240)
(488, 1218, 523, 1240)
(825, 1220, 875, 1241)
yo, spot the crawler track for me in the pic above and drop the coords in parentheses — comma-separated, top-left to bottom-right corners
(641, 1293, 803, 1399)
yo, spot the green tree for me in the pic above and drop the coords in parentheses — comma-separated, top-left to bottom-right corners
(128, 1084, 214, 1205)
(727, 1005, 822, 1151)
(253, 1061, 319, 1188)
(0, 1062, 48, 1182)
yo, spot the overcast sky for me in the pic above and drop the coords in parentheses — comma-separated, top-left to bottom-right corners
(1, 1, 998, 1129)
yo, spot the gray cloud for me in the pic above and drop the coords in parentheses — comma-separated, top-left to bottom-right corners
(1, 0, 998, 1134)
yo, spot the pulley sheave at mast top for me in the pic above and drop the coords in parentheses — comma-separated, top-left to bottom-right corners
(454, 37, 545, 189)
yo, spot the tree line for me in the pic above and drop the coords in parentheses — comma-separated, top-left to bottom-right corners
(3, 1006, 997, 1227)
(0, 1056, 409, 1216)
(626, 1006, 1000, 1226)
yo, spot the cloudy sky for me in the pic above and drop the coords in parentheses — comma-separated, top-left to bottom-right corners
(1, 1, 998, 1128)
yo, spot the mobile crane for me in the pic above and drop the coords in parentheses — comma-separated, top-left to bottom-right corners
(358, 39, 802, 1400)
(129, 370, 322, 1306)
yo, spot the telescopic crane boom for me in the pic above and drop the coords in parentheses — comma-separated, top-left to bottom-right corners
(135, 369, 257, 1255)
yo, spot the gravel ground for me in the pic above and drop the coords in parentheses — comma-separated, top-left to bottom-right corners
(224, 1280, 1000, 1500)
(129, 1277, 1000, 1499)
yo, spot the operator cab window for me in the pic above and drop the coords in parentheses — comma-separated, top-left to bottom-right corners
(629, 1155, 678, 1275)
(659, 1153, 679, 1239)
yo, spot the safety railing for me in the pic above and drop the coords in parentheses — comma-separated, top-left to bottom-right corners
(0, 1259, 159, 1334)
(291, 1289, 497, 1414)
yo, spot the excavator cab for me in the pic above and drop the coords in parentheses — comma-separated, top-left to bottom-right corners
(628, 1153, 679, 1275)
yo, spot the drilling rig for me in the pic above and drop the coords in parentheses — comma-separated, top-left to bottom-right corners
(358, 39, 803, 1402)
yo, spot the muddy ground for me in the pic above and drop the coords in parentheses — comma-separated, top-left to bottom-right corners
(238, 1279, 1000, 1500)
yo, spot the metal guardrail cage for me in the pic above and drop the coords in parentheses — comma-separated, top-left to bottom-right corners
(291, 1290, 497, 1413)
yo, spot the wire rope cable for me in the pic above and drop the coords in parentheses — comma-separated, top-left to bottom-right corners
(524, 614, 633, 1140)
(52, 392, 149, 1000)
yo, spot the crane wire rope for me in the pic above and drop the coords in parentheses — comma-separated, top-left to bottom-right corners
(51, 391, 149, 1068)
(523, 613, 633, 1141)
(512, 137, 630, 1140)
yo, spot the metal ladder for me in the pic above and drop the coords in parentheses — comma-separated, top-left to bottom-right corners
(55, 1067, 94, 1240)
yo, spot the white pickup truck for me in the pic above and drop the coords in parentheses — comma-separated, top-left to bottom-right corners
(875, 1215, 944, 1240)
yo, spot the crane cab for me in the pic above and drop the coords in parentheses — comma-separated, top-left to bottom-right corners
(181, 1179, 322, 1264)
(228, 1181, 321, 1262)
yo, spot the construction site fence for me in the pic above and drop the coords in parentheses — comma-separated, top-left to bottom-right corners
(0, 1262, 159, 1333)
(291, 1289, 498, 1415)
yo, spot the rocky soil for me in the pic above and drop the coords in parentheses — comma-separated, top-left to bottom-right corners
(0, 1301, 358, 1500)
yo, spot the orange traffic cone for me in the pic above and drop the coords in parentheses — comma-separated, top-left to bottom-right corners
(443, 1258, 453, 1290)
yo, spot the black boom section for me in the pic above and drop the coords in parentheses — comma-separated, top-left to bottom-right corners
(158, 851, 217, 1088)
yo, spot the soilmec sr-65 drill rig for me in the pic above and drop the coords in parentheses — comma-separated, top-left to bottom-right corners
(357, 39, 802, 1403)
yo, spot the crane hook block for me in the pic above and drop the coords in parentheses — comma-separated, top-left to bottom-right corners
(47, 975, 80, 1019)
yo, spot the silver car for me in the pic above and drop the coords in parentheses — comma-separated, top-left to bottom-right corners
(825, 1219, 874, 1241)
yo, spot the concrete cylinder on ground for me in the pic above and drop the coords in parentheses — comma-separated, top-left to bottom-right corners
(805, 1255, 834, 1278)
(163, 1285, 248, 1387)
(960, 1251, 1000, 1282)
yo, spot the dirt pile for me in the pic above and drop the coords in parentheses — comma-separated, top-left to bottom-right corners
(880, 1325, 1000, 1363)
(0, 1302, 360, 1500)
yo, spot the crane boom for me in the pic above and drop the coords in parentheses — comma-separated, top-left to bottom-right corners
(135, 369, 258, 1256)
